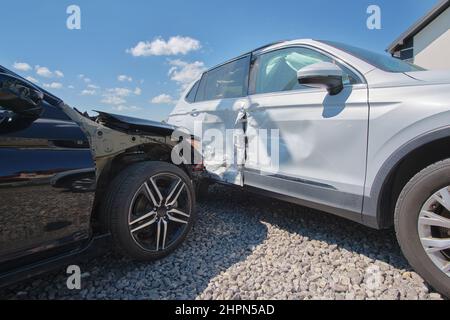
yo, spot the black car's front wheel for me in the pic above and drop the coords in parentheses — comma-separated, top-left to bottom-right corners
(103, 162, 195, 261)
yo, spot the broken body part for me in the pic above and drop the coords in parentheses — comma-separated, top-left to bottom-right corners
(59, 103, 180, 181)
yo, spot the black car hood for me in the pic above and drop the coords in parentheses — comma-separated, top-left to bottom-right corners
(95, 111, 176, 137)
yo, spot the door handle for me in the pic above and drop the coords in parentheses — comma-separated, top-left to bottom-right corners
(190, 109, 200, 117)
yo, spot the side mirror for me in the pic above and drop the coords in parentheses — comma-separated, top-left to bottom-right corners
(0, 73, 44, 117)
(297, 62, 344, 95)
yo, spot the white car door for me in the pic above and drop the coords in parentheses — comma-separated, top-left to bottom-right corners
(170, 55, 251, 186)
(244, 46, 369, 218)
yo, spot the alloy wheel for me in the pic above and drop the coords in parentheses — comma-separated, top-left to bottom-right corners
(418, 186, 450, 277)
(128, 173, 192, 252)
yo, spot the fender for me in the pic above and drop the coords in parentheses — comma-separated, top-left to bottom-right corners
(58, 103, 178, 180)
(362, 125, 450, 229)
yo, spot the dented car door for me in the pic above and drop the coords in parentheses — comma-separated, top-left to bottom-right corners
(170, 55, 251, 186)
(244, 46, 369, 216)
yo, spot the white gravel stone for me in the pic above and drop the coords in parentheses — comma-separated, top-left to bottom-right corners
(0, 185, 445, 300)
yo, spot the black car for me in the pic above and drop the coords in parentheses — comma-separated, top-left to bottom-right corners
(0, 66, 201, 287)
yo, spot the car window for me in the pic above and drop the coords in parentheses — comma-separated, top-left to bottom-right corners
(196, 56, 250, 102)
(185, 81, 199, 103)
(250, 47, 359, 95)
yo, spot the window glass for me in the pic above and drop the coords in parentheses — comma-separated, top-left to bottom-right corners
(185, 81, 199, 103)
(197, 56, 250, 102)
(321, 41, 425, 72)
(251, 47, 359, 95)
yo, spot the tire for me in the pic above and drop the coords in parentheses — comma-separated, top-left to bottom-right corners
(102, 161, 195, 261)
(395, 159, 450, 298)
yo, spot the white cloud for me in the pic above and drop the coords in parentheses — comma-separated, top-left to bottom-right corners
(146, 60, 205, 105)
(35, 66, 54, 78)
(78, 74, 92, 83)
(68, 85, 75, 89)
(168, 59, 206, 89)
(107, 87, 132, 97)
(101, 96, 126, 105)
(101, 86, 140, 106)
(81, 89, 96, 96)
(34, 66, 64, 78)
(13, 62, 32, 72)
(151, 94, 177, 105)
(118, 75, 133, 82)
(43, 82, 63, 89)
(113, 105, 142, 112)
(101, 85, 142, 106)
(25, 76, 39, 84)
(127, 36, 201, 57)
(80, 83, 100, 95)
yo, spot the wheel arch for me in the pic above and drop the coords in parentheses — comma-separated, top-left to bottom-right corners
(90, 142, 192, 233)
(364, 126, 450, 229)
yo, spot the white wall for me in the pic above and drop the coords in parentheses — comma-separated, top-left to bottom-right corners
(414, 6, 450, 70)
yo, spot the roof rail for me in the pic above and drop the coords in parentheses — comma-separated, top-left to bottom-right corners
(204, 40, 288, 74)
(250, 40, 288, 53)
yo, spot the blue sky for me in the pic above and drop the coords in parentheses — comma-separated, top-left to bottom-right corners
(0, 0, 439, 121)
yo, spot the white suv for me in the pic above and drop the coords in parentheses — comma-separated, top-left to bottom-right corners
(168, 39, 450, 297)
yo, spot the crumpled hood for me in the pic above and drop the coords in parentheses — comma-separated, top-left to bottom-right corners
(95, 111, 176, 136)
(405, 70, 450, 85)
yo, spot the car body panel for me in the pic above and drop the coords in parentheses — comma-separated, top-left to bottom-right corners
(187, 97, 248, 185)
(405, 70, 450, 83)
(168, 39, 450, 230)
(0, 65, 186, 286)
(0, 98, 96, 272)
(363, 82, 450, 225)
(245, 84, 369, 215)
(169, 59, 250, 186)
(94, 111, 176, 137)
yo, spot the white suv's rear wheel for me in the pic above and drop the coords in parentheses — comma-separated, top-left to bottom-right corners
(395, 159, 450, 298)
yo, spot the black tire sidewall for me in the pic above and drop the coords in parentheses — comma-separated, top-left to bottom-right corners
(395, 161, 450, 298)
(108, 162, 195, 261)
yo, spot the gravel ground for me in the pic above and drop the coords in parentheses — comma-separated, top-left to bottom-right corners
(0, 184, 445, 300)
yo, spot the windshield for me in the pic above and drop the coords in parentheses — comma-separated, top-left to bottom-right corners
(321, 41, 425, 73)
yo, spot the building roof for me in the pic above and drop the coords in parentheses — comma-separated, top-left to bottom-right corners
(387, 0, 450, 53)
